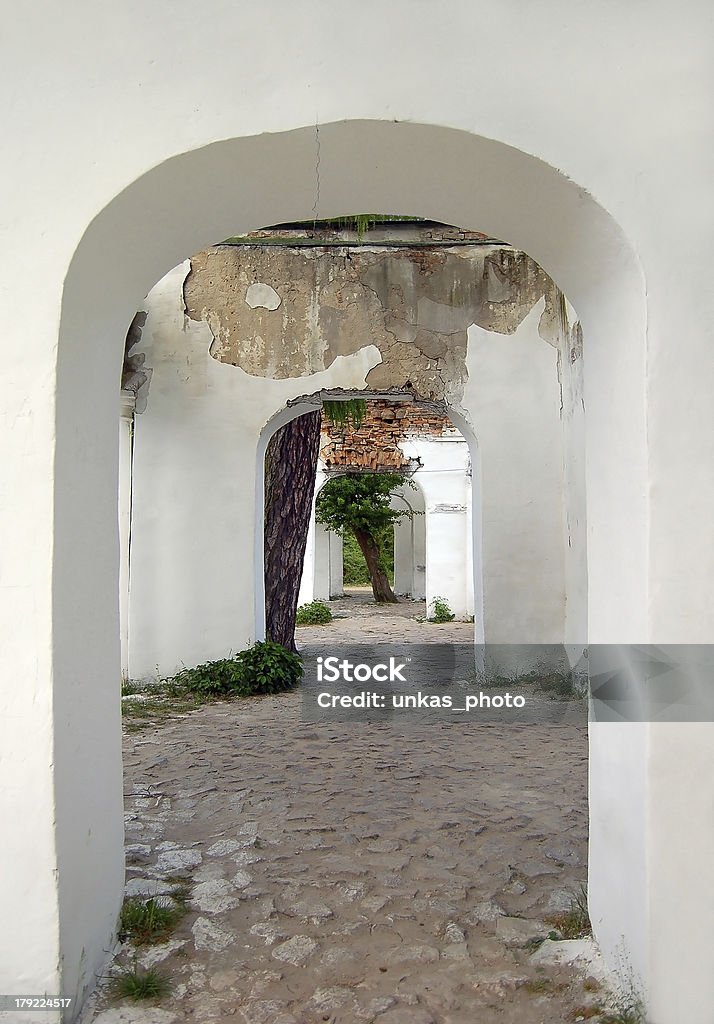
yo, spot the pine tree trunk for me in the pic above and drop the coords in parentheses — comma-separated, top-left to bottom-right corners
(264, 410, 322, 650)
(353, 528, 399, 603)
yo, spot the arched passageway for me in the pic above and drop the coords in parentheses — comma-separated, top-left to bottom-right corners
(13, 119, 690, 1020)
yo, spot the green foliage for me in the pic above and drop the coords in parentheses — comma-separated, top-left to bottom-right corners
(429, 596, 455, 623)
(316, 472, 413, 537)
(235, 640, 303, 693)
(110, 967, 171, 1002)
(322, 398, 367, 431)
(119, 897, 185, 946)
(295, 600, 333, 625)
(343, 526, 394, 585)
(170, 641, 302, 698)
(172, 657, 245, 698)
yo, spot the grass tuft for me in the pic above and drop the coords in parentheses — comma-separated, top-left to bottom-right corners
(599, 999, 646, 1024)
(568, 1007, 603, 1021)
(119, 896, 186, 945)
(545, 884, 591, 939)
(110, 966, 171, 1001)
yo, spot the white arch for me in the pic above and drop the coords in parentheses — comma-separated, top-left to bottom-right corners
(29, 121, 654, 1014)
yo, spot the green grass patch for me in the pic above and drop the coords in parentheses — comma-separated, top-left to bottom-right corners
(119, 896, 186, 946)
(296, 600, 333, 625)
(545, 884, 591, 939)
(110, 966, 171, 1002)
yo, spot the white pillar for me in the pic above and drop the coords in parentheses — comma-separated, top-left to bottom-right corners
(313, 520, 331, 601)
(118, 391, 135, 680)
(298, 514, 316, 606)
(404, 439, 471, 618)
(328, 530, 344, 597)
(424, 503, 469, 617)
(393, 515, 414, 596)
(412, 500, 427, 600)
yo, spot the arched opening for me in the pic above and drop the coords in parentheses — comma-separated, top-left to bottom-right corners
(257, 390, 484, 648)
(44, 121, 648, 1014)
(259, 391, 481, 638)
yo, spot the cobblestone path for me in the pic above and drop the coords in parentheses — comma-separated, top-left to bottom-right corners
(89, 598, 597, 1024)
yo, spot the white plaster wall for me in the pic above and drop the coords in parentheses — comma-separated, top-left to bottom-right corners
(393, 513, 413, 596)
(1, 5, 713, 1019)
(463, 302, 568, 644)
(311, 522, 343, 601)
(128, 265, 384, 679)
(399, 438, 474, 620)
(328, 529, 343, 598)
(392, 485, 427, 599)
(118, 393, 134, 680)
(297, 510, 316, 607)
(313, 522, 332, 601)
(560, 304, 588, 651)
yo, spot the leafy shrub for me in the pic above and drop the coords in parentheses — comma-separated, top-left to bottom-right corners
(170, 641, 302, 698)
(296, 600, 333, 625)
(235, 640, 303, 694)
(172, 657, 245, 697)
(428, 596, 455, 623)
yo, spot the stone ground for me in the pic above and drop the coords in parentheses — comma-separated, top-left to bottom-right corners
(88, 593, 598, 1024)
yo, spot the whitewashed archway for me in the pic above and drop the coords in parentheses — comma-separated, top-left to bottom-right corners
(23, 121, 661, 1015)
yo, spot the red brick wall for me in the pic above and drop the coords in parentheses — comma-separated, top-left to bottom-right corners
(320, 400, 458, 472)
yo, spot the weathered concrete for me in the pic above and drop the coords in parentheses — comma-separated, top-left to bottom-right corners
(184, 241, 566, 405)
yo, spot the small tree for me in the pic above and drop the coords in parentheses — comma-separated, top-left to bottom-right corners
(316, 472, 414, 603)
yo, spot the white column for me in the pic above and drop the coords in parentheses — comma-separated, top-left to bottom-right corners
(298, 514, 316, 606)
(424, 503, 469, 617)
(313, 520, 331, 601)
(393, 515, 414, 596)
(118, 391, 135, 680)
(404, 439, 471, 618)
(412, 502, 427, 600)
(328, 530, 344, 597)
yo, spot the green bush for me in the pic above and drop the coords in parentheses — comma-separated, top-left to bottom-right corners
(235, 640, 303, 693)
(296, 600, 333, 625)
(428, 596, 455, 623)
(172, 657, 244, 697)
(170, 641, 303, 698)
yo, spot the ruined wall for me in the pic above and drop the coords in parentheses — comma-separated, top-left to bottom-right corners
(127, 237, 585, 674)
(319, 398, 457, 473)
(183, 240, 563, 405)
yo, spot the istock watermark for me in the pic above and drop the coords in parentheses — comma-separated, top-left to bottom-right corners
(302, 644, 714, 725)
(315, 688, 526, 710)
(301, 644, 586, 726)
(317, 655, 409, 683)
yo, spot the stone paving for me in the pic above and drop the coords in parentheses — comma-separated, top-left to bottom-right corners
(89, 594, 597, 1024)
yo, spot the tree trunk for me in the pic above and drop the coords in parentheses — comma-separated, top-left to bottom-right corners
(353, 528, 399, 603)
(264, 410, 322, 650)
